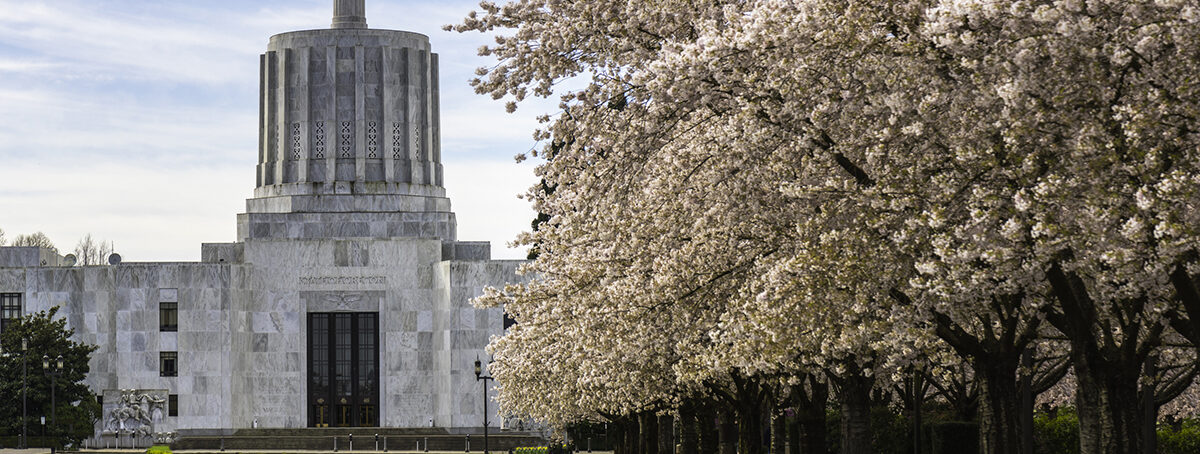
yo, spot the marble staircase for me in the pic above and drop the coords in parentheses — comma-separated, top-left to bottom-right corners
(172, 428, 547, 452)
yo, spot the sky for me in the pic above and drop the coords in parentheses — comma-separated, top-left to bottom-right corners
(0, 0, 548, 261)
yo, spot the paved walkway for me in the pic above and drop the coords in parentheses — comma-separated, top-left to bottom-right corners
(3, 451, 615, 454)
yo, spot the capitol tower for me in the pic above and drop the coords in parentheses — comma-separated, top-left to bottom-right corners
(241, 0, 456, 245)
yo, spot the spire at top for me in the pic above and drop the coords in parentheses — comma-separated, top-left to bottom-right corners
(332, 0, 367, 29)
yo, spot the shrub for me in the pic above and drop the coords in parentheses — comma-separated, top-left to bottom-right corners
(1034, 408, 1079, 454)
(930, 421, 977, 454)
(870, 406, 911, 454)
(146, 444, 173, 454)
(1159, 419, 1200, 454)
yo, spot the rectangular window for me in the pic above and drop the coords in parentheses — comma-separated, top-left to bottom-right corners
(160, 302, 178, 332)
(1, 293, 21, 333)
(160, 351, 178, 377)
(169, 394, 178, 417)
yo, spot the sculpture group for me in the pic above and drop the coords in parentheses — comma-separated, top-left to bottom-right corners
(106, 389, 166, 438)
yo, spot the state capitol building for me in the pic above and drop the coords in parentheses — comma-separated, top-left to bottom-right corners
(0, 0, 524, 442)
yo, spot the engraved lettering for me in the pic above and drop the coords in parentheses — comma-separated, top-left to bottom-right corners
(299, 276, 387, 286)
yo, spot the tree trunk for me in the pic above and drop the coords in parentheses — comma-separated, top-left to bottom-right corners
(771, 412, 787, 454)
(615, 416, 637, 454)
(679, 402, 699, 454)
(641, 412, 660, 454)
(1047, 263, 1152, 454)
(659, 413, 675, 454)
(718, 410, 738, 454)
(1019, 349, 1034, 454)
(610, 418, 622, 454)
(951, 388, 979, 422)
(796, 379, 828, 454)
(698, 403, 720, 454)
(736, 400, 765, 454)
(976, 356, 1021, 454)
(624, 415, 643, 454)
(787, 416, 800, 454)
(839, 368, 873, 454)
(1141, 355, 1157, 454)
(908, 370, 924, 454)
(1074, 355, 1143, 454)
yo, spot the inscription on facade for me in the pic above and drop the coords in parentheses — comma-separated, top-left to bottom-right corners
(299, 276, 387, 286)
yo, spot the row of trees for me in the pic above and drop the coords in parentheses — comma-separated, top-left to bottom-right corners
(0, 228, 114, 265)
(453, 1, 1200, 454)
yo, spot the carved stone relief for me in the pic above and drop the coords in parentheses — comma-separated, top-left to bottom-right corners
(103, 389, 167, 437)
(302, 290, 384, 312)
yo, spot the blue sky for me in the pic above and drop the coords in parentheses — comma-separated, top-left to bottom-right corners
(0, 0, 546, 260)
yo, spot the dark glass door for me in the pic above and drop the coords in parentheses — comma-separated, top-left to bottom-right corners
(308, 312, 378, 427)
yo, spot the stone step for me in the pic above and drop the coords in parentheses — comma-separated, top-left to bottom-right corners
(173, 432, 547, 452)
(231, 428, 456, 437)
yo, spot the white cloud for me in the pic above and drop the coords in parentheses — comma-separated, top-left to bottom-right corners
(0, 59, 62, 73)
(0, 157, 538, 262)
(0, 159, 250, 261)
(0, 0, 551, 263)
(443, 158, 539, 260)
(0, 86, 257, 163)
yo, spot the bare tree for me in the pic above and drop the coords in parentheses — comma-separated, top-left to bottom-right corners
(12, 231, 58, 254)
(0, 227, 6, 246)
(74, 234, 114, 266)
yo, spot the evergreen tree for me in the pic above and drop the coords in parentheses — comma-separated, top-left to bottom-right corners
(0, 306, 100, 447)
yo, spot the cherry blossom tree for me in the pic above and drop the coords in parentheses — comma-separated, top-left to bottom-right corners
(915, 2, 1200, 452)
(458, 2, 1200, 454)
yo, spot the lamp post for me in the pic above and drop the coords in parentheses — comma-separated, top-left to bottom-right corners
(23, 338, 28, 450)
(20, 337, 28, 449)
(43, 354, 64, 437)
(473, 358, 494, 454)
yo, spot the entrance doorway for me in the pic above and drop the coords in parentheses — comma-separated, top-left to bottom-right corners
(308, 312, 379, 427)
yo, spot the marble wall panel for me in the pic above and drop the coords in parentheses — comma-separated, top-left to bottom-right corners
(450, 330, 486, 350)
(0, 269, 25, 290)
(416, 310, 432, 331)
(160, 332, 178, 351)
(251, 311, 285, 333)
(417, 351, 433, 370)
(456, 308, 475, 330)
(156, 266, 180, 288)
(387, 331, 418, 351)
